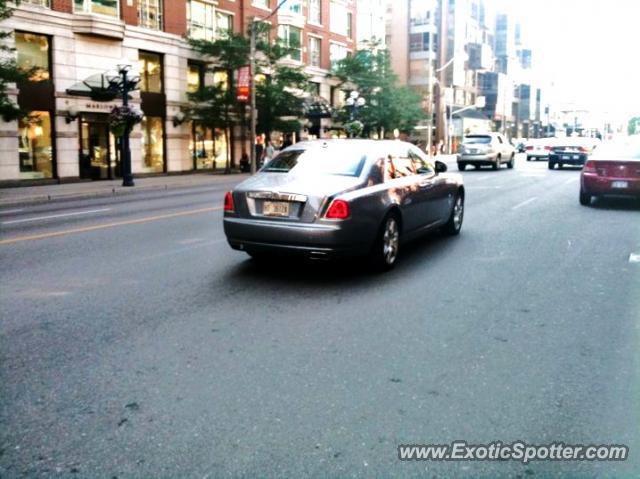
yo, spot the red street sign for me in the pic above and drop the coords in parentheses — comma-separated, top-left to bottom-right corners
(237, 65, 250, 102)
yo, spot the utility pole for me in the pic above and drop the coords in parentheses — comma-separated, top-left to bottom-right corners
(426, 11, 433, 157)
(249, 23, 257, 174)
(119, 65, 136, 187)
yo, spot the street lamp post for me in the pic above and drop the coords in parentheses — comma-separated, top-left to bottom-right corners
(114, 64, 139, 187)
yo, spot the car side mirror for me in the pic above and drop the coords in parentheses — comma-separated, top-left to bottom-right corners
(435, 160, 447, 173)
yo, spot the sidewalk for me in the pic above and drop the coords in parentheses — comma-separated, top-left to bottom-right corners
(0, 172, 248, 207)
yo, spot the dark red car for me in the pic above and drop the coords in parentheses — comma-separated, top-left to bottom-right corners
(580, 137, 640, 205)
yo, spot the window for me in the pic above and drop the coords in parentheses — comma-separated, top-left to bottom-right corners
(346, 12, 352, 38)
(216, 11, 233, 36)
(141, 116, 164, 172)
(329, 42, 349, 67)
(187, 1, 232, 40)
(18, 112, 53, 179)
(138, 0, 162, 30)
(73, 0, 118, 17)
(329, 1, 348, 36)
(139, 51, 162, 93)
(253, 0, 270, 9)
(278, 25, 302, 62)
(308, 36, 321, 67)
(409, 32, 435, 52)
(187, 63, 203, 93)
(262, 147, 366, 177)
(15, 32, 50, 82)
(212, 70, 229, 91)
(308, 0, 321, 24)
(187, 0, 214, 40)
(285, 0, 302, 15)
(22, 0, 50, 7)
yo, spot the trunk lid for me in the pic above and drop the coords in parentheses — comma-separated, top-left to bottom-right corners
(593, 160, 640, 179)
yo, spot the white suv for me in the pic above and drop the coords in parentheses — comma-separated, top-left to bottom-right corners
(457, 133, 516, 171)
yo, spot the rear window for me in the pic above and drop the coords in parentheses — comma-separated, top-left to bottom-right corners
(463, 136, 491, 144)
(261, 146, 367, 176)
(592, 140, 640, 160)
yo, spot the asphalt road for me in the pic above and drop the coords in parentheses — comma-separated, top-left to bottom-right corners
(1, 155, 639, 478)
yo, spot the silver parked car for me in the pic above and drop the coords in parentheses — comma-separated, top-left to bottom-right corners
(223, 140, 465, 270)
(457, 133, 516, 170)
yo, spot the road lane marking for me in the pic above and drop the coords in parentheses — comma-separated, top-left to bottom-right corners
(0, 206, 222, 245)
(512, 197, 538, 210)
(630, 253, 640, 264)
(0, 208, 24, 215)
(1, 208, 111, 225)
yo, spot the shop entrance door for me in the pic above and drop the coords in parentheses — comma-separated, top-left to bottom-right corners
(79, 113, 119, 180)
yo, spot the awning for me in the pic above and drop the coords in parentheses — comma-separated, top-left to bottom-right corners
(66, 72, 125, 101)
(303, 96, 333, 119)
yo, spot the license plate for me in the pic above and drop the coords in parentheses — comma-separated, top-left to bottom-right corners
(263, 201, 290, 217)
(562, 155, 570, 160)
(573, 155, 580, 160)
(611, 181, 628, 189)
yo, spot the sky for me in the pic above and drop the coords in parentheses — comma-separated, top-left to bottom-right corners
(494, 0, 640, 119)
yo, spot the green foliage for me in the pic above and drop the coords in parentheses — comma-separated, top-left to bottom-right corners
(0, 0, 31, 121)
(332, 46, 423, 137)
(187, 22, 308, 148)
(628, 116, 640, 136)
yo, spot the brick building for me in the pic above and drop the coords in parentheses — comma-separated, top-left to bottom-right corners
(0, 0, 356, 183)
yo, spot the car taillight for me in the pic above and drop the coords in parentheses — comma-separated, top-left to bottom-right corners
(583, 160, 597, 174)
(325, 199, 350, 219)
(579, 146, 589, 153)
(544, 146, 553, 151)
(224, 191, 235, 212)
(526, 145, 533, 150)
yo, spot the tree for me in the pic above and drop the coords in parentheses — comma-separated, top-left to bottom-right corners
(187, 23, 308, 171)
(188, 32, 250, 172)
(0, 0, 30, 121)
(332, 45, 423, 138)
(628, 116, 640, 136)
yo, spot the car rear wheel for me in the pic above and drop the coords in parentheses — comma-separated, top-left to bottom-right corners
(579, 188, 592, 206)
(493, 155, 501, 170)
(458, 162, 466, 171)
(442, 193, 464, 236)
(370, 214, 400, 271)
(507, 154, 515, 169)
(526, 156, 532, 161)
(548, 161, 555, 170)
(557, 163, 563, 169)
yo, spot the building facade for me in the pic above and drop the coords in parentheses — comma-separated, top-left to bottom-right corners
(0, 0, 356, 183)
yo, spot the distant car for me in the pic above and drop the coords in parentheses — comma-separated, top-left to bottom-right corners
(548, 137, 597, 169)
(579, 137, 640, 205)
(223, 139, 465, 270)
(525, 138, 555, 161)
(457, 133, 516, 171)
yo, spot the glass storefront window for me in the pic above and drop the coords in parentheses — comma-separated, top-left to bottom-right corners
(74, 0, 119, 17)
(15, 32, 50, 82)
(190, 122, 229, 170)
(187, 63, 203, 93)
(212, 70, 228, 91)
(18, 111, 53, 179)
(138, 0, 162, 30)
(141, 116, 164, 173)
(139, 51, 163, 93)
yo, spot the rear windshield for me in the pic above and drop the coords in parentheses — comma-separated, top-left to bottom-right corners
(261, 147, 367, 176)
(463, 136, 491, 144)
(592, 140, 640, 160)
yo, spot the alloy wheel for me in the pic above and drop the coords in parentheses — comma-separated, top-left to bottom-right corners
(382, 217, 400, 265)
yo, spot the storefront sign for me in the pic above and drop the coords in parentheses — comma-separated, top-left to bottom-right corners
(236, 66, 250, 103)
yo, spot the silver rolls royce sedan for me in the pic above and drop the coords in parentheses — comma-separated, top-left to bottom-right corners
(223, 139, 465, 270)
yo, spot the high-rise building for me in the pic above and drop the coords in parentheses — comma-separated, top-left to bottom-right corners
(0, 0, 356, 183)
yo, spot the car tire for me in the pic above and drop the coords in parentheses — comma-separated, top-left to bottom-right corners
(507, 154, 515, 169)
(370, 213, 400, 271)
(442, 192, 464, 236)
(548, 161, 555, 170)
(526, 156, 532, 161)
(493, 155, 501, 170)
(458, 162, 466, 171)
(558, 163, 563, 169)
(579, 188, 592, 206)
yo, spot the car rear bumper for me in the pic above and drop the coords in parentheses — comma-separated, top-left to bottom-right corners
(582, 174, 640, 197)
(223, 216, 374, 258)
(549, 153, 588, 165)
(457, 154, 497, 165)
(527, 153, 549, 159)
